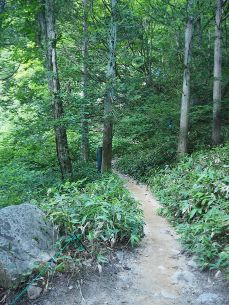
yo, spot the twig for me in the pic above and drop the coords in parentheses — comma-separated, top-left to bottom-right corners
(77, 279, 87, 304)
(0, 294, 7, 304)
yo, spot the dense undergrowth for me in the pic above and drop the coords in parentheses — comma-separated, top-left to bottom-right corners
(116, 127, 229, 272)
(115, 98, 229, 182)
(40, 174, 144, 263)
(149, 144, 229, 270)
(0, 142, 100, 208)
(114, 92, 229, 271)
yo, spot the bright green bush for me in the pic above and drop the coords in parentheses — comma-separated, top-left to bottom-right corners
(0, 131, 60, 208)
(0, 161, 60, 208)
(0, 131, 99, 208)
(149, 143, 229, 270)
(40, 174, 144, 257)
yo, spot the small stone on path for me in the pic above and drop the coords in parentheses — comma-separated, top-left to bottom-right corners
(187, 259, 198, 269)
(172, 270, 195, 284)
(196, 292, 220, 304)
(27, 286, 42, 300)
(214, 270, 221, 278)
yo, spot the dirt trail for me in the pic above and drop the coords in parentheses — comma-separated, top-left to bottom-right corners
(22, 174, 228, 305)
(118, 174, 186, 305)
(113, 174, 228, 305)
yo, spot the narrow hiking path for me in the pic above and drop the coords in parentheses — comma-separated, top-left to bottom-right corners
(115, 174, 228, 305)
(23, 174, 228, 305)
(117, 174, 187, 304)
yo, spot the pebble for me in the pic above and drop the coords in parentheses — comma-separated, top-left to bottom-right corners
(158, 265, 166, 270)
(116, 251, 125, 262)
(187, 259, 198, 269)
(214, 270, 221, 278)
(123, 266, 131, 271)
(172, 270, 195, 284)
(196, 292, 220, 304)
(160, 290, 177, 299)
(27, 286, 42, 300)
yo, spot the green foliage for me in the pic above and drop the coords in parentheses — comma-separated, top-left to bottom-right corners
(40, 174, 144, 258)
(149, 144, 229, 270)
(72, 161, 101, 185)
(116, 138, 177, 182)
(0, 128, 60, 208)
(114, 96, 179, 181)
(0, 161, 59, 208)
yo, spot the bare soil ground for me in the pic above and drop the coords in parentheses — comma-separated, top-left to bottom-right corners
(6, 174, 229, 305)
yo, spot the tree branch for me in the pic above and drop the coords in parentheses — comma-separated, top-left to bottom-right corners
(0, 64, 20, 81)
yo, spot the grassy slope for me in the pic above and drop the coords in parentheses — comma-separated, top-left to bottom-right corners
(149, 144, 229, 270)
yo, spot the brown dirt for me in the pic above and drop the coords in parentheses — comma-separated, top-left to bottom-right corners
(6, 174, 229, 305)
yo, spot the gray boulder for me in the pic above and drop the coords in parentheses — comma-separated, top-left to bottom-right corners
(0, 204, 57, 288)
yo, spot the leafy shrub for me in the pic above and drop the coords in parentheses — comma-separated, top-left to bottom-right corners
(40, 174, 144, 259)
(0, 138, 99, 208)
(73, 161, 101, 185)
(116, 135, 177, 182)
(0, 131, 60, 208)
(0, 161, 60, 208)
(149, 143, 229, 270)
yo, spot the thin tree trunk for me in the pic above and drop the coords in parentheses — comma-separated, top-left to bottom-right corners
(81, 0, 90, 162)
(0, 1, 5, 13)
(212, 0, 222, 145)
(44, 0, 73, 180)
(177, 15, 194, 156)
(101, 0, 117, 172)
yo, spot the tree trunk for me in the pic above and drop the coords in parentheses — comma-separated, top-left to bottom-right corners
(177, 15, 194, 156)
(0, 1, 5, 13)
(212, 0, 222, 146)
(101, 0, 117, 172)
(44, 0, 73, 180)
(81, 0, 90, 162)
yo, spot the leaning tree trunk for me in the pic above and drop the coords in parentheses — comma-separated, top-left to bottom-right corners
(177, 15, 194, 157)
(101, 0, 117, 172)
(81, 0, 90, 162)
(44, 0, 73, 180)
(212, 0, 222, 146)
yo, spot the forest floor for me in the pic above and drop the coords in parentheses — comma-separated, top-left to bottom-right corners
(19, 174, 229, 305)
